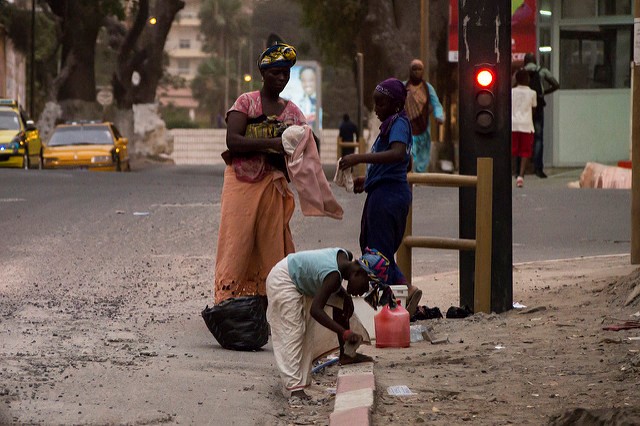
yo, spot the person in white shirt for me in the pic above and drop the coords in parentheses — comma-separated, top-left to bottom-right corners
(511, 68, 537, 188)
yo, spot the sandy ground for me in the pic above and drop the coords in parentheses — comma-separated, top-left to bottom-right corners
(1, 160, 638, 425)
(2, 232, 639, 425)
(286, 254, 640, 425)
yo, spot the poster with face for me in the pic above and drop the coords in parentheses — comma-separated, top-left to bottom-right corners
(448, 0, 537, 62)
(280, 60, 322, 135)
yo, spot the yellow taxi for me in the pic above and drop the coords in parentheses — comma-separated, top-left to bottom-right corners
(0, 99, 43, 169)
(43, 121, 130, 171)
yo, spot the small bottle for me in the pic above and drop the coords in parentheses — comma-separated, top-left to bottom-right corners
(374, 299, 410, 348)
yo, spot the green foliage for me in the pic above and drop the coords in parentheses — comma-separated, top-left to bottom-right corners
(0, 1, 33, 53)
(194, 0, 250, 118)
(292, 0, 367, 66)
(0, 1, 59, 117)
(161, 104, 200, 129)
(98, 0, 126, 20)
(198, 0, 248, 52)
(190, 56, 225, 112)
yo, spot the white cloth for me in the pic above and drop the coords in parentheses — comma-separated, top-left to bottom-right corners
(333, 159, 354, 192)
(282, 125, 304, 158)
(511, 85, 537, 133)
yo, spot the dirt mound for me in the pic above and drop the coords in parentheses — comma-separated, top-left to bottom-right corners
(549, 406, 640, 425)
(605, 267, 640, 307)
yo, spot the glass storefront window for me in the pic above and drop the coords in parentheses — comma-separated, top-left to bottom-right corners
(598, 0, 632, 15)
(562, 0, 596, 18)
(559, 25, 631, 89)
(562, 0, 632, 17)
(538, 0, 553, 70)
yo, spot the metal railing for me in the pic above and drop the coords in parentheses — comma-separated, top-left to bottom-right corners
(397, 157, 494, 313)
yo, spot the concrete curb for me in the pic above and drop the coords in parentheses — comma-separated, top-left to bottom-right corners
(329, 362, 375, 425)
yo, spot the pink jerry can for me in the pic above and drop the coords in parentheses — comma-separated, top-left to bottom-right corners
(374, 300, 410, 348)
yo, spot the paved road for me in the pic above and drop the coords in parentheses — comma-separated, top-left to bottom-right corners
(0, 164, 631, 424)
(1, 164, 630, 272)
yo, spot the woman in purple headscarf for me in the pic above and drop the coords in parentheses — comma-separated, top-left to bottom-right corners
(338, 78, 422, 316)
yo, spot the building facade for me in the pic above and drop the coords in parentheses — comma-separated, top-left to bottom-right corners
(159, 0, 206, 120)
(540, 0, 634, 166)
(0, 25, 27, 105)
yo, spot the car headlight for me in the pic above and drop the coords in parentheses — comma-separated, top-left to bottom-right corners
(91, 155, 113, 164)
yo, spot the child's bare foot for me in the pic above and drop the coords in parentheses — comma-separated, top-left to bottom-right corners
(339, 352, 374, 365)
(288, 390, 311, 406)
(290, 390, 311, 400)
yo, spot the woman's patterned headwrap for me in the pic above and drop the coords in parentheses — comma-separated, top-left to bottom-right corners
(258, 43, 297, 70)
(357, 247, 397, 309)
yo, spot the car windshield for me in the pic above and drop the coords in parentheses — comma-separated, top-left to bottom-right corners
(48, 126, 113, 147)
(0, 111, 21, 131)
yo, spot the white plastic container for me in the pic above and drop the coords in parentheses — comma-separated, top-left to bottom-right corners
(389, 285, 408, 307)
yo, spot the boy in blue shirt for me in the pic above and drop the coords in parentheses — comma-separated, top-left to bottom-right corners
(266, 247, 389, 399)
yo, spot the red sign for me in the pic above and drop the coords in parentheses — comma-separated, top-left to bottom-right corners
(449, 0, 537, 63)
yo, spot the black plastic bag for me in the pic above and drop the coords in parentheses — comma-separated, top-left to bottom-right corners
(410, 306, 443, 322)
(445, 305, 473, 319)
(201, 296, 269, 351)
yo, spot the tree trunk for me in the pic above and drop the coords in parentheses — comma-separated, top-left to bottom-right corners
(133, 0, 186, 104)
(48, 1, 103, 102)
(356, 0, 419, 111)
(112, 0, 185, 109)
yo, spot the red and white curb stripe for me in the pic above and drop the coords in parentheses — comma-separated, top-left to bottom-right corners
(329, 362, 375, 425)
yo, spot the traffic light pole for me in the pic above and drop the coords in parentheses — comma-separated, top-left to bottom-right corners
(458, 0, 513, 313)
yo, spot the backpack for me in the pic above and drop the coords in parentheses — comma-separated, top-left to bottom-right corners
(527, 66, 546, 108)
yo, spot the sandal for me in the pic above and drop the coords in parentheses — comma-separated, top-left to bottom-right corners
(339, 353, 374, 365)
(405, 289, 422, 317)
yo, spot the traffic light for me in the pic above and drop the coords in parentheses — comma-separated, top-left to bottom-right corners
(473, 63, 497, 134)
(458, 0, 512, 314)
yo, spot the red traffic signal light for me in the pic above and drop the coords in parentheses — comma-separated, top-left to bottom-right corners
(475, 69, 494, 87)
(473, 64, 497, 134)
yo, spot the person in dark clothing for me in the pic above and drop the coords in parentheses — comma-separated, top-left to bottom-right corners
(338, 78, 422, 317)
(338, 114, 359, 156)
(523, 53, 559, 178)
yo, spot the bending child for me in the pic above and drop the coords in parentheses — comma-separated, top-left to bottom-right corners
(338, 77, 422, 316)
(266, 247, 389, 399)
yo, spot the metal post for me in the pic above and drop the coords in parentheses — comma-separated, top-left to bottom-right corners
(249, 38, 254, 91)
(420, 0, 430, 79)
(474, 158, 493, 313)
(236, 40, 242, 100)
(357, 137, 367, 176)
(355, 53, 364, 140)
(30, 0, 35, 117)
(355, 52, 366, 176)
(631, 0, 640, 264)
(224, 38, 229, 109)
(397, 188, 413, 283)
